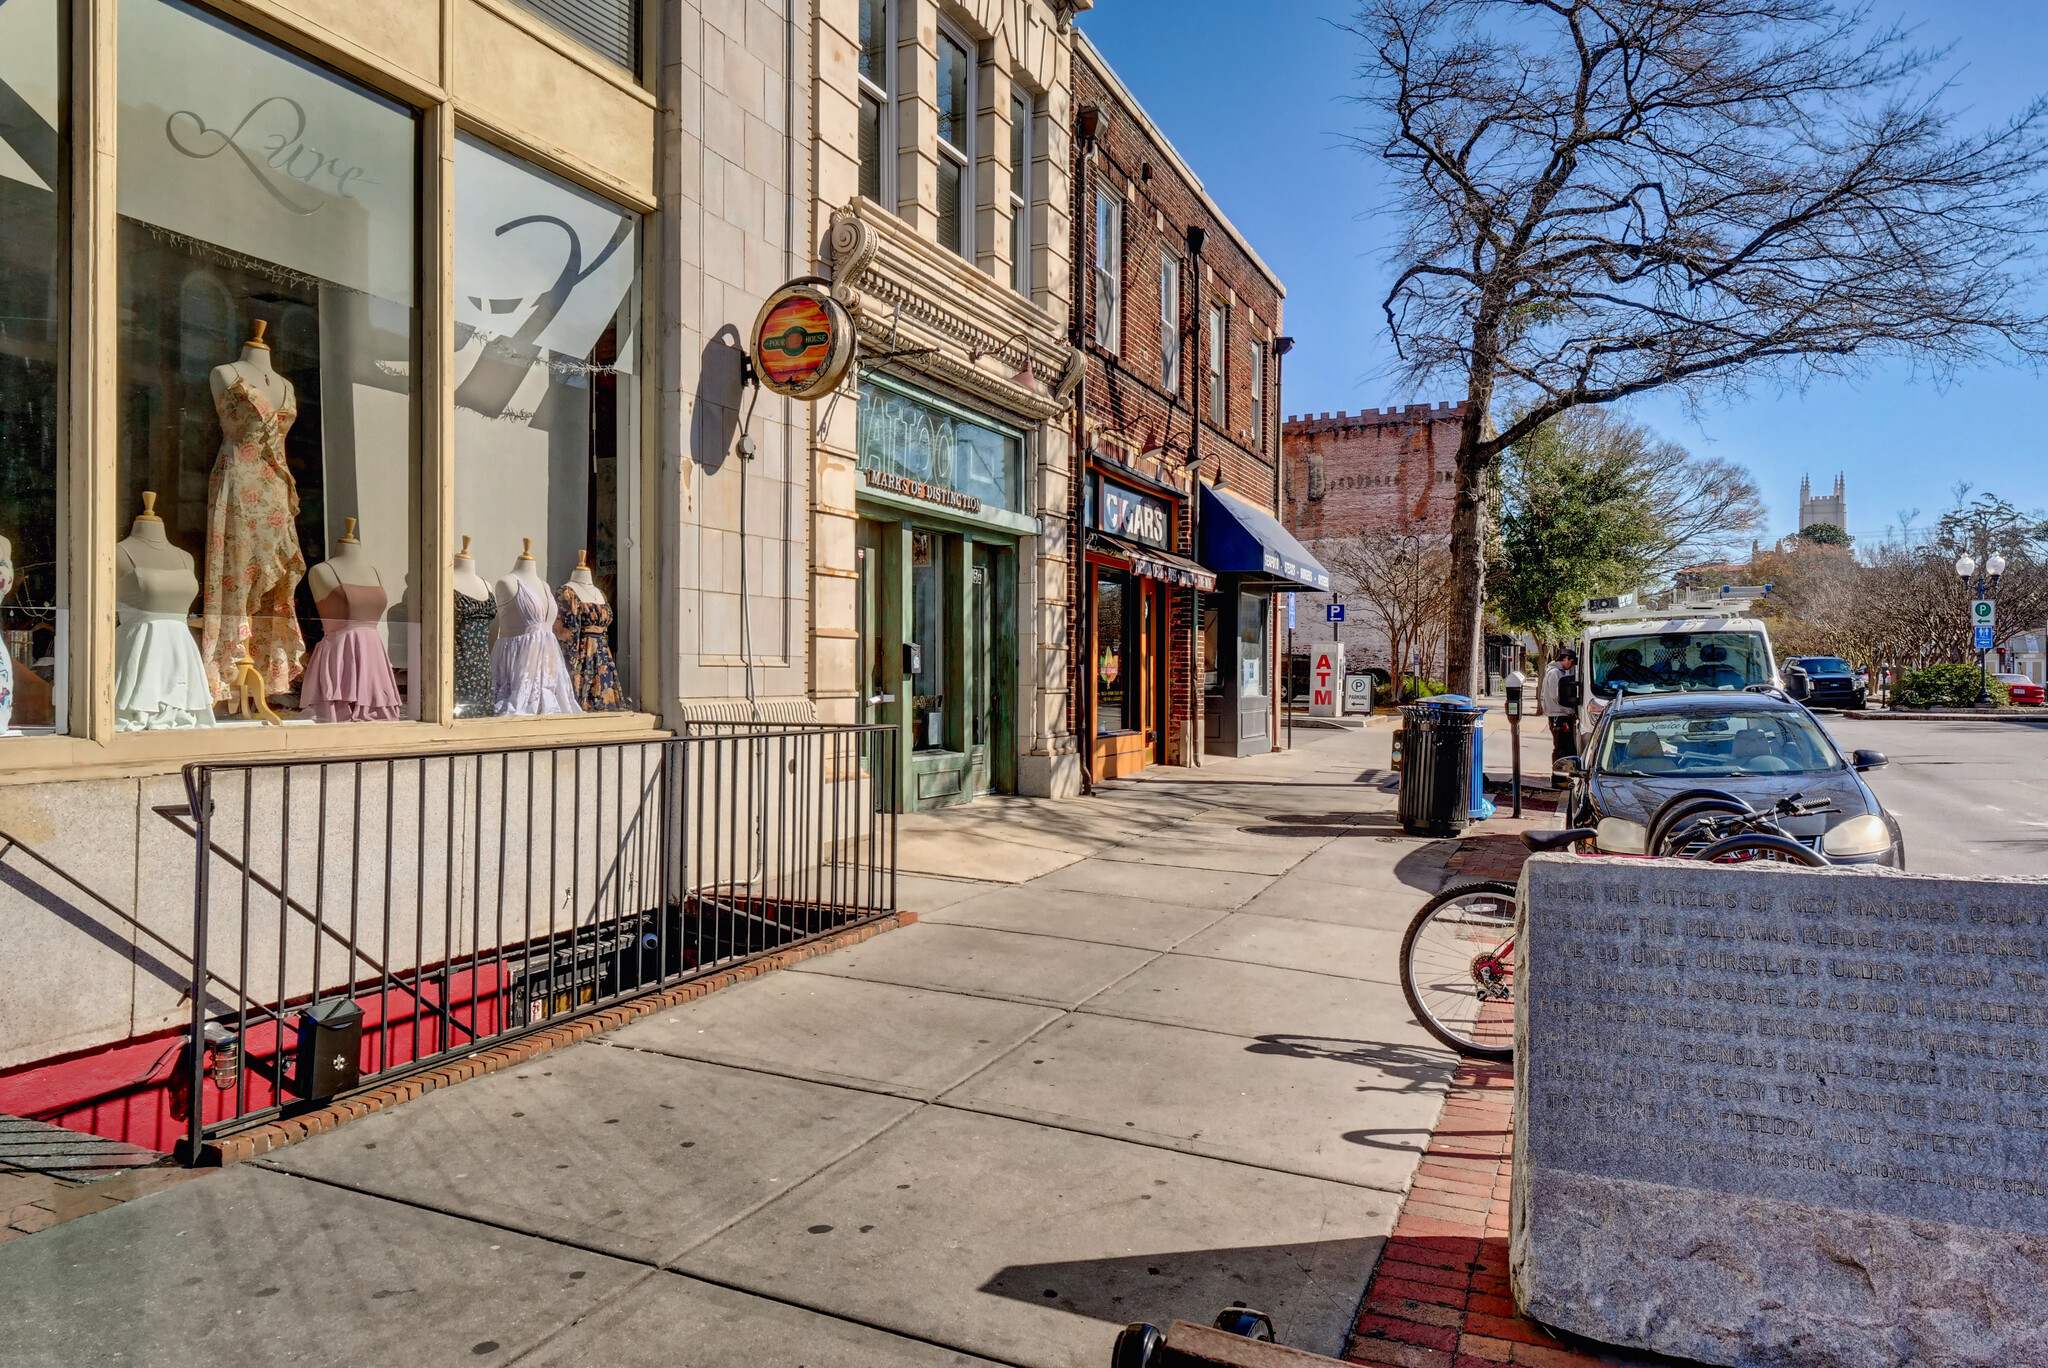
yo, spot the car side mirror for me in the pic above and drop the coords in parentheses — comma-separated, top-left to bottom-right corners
(1852, 749, 1888, 771)
(1556, 756, 1585, 779)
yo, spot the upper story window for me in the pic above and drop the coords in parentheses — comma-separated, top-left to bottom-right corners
(513, 0, 640, 74)
(1207, 303, 1227, 425)
(858, 0, 892, 205)
(1250, 338, 1267, 446)
(935, 29, 972, 256)
(1159, 254, 1181, 392)
(1093, 191, 1122, 352)
(1009, 92, 1031, 295)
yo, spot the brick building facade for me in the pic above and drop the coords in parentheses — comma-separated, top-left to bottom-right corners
(1070, 34, 1294, 775)
(1280, 403, 1465, 676)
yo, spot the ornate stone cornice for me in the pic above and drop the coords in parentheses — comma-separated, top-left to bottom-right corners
(828, 199, 1076, 423)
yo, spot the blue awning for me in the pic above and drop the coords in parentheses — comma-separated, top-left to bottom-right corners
(1199, 484, 1330, 591)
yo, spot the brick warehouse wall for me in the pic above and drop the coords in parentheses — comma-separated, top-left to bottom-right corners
(1282, 404, 1466, 543)
(1071, 35, 1287, 766)
(1280, 405, 1465, 677)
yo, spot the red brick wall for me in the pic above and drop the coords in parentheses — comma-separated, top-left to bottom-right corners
(1281, 404, 1465, 542)
(1070, 41, 1287, 768)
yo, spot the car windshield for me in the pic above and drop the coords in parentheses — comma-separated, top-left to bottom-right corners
(1798, 658, 1851, 674)
(1598, 710, 1843, 777)
(1586, 631, 1770, 697)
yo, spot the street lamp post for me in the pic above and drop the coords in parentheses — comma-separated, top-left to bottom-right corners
(1956, 551, 2008, 706)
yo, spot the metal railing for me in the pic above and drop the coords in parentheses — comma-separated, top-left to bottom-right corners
(178, 723, 897, 1158)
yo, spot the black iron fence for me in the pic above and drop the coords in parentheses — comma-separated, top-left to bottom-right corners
(177, 723, 897, 1158)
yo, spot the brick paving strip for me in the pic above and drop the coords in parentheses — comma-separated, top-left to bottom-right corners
(2, 910, 916, 1242)
(1343, 824, 1703, 1368)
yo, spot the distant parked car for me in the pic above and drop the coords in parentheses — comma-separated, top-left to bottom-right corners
(1995, 672, 2045, 706)
(1782, 655, 1866, 710)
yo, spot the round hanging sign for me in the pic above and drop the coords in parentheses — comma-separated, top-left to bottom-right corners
(750, 283, 855, 400)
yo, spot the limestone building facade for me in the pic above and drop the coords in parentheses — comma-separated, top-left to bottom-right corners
(809, 0, 1085, 807)
(0, 0, 825, 1141)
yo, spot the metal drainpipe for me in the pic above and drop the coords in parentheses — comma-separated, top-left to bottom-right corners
(1073, 118, 1094, 796)
(1186, 241, 1203, 769)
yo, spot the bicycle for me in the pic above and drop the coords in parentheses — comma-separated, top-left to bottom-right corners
(1396, 798, 1830, 1059)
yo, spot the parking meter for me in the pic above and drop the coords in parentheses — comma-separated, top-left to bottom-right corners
(1503, 671, 1526, 818)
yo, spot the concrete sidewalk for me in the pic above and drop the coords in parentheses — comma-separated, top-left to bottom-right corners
(4, 726, 1470, 1368)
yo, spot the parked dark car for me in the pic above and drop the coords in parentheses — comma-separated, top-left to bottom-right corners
(1782, 655, 1866, 710)
(1561, 693, 1903, 866)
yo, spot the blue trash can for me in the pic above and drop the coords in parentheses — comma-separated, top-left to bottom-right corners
(1424, 696, 1495, 822)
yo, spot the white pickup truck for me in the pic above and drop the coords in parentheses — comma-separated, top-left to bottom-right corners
(1576, 592, 1779, 731)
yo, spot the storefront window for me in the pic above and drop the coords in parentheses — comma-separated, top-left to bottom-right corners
(1239, 592, 1268, 698)
(453, 134, 640, 717)
(116, 0, 418, 729)
(0, 0, 62, 736)
(910, 531, 948, 750)
(857, 379, 1023, 515)
(1095, 568, 1128, 734)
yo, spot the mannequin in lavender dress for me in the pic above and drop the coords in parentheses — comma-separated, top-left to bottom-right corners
(491, 539, 580, 716)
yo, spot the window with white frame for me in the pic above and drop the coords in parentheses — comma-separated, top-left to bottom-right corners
(1207, 303, 1227, 425)
(1250, 338, 1266, 446)
(1009, 92, 1030, 294)
(858, 0, 891, 206)
(1094, 191, 1122, 352)
(935, 28, 971, 256)
(1159, 254, 1181, 392)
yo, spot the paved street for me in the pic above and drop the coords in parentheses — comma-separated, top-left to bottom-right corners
(1823, 715, 2048, 876)
(2, 726, 1468, 1368)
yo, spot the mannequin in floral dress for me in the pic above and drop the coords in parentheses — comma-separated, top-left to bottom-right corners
(201, 320, 307, 701)
(554, 550, 621, 711)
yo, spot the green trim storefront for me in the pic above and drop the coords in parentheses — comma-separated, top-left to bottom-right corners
(855, 374, 1032, 811)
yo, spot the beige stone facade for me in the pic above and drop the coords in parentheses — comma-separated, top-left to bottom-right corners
(0, 0, 814, 1094)
(807, 0, 1084, 804)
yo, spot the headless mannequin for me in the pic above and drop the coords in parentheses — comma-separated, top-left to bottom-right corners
(0, 531, 13, 604)
(306, 518, 382, 600)
(452, 534, 489, 601)
(564, 549, 605, 605)
(493, 538, 549, 614)
(208, 319, 293, 413)
(115, 492, 196, 597)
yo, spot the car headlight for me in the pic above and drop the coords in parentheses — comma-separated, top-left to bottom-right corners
(1823, 813, 1891, 857)
(1596, 817, 1648, 855)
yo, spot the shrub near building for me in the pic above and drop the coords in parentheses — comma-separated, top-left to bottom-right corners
(1891, 663, 2009, 708)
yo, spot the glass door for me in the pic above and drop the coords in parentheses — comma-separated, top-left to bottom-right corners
(969, 545, 995, 794)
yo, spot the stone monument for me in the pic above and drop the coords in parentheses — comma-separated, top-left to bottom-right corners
(1513, 855, 2048, 1368)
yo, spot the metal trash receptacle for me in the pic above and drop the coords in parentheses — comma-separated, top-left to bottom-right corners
(1398, 701, 1480, 837)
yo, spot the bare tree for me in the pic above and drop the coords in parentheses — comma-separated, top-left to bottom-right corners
(1322, 532, 1458, 688)
(1356, 0, 2048, 692)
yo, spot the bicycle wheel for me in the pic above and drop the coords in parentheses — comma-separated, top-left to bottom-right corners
(1401, 880, 1519, 1060)
(1695, 833, 1827, 867)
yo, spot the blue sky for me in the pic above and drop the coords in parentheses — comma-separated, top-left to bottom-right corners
(1077, 1, 2048, 544)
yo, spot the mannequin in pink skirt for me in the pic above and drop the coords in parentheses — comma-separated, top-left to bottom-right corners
(300, 518, 402, 723)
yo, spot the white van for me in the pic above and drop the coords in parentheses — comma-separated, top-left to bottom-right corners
(1577, 601, 1778, 731)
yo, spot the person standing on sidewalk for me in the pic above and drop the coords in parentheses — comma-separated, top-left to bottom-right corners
(1539, 647, 1581, 779)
